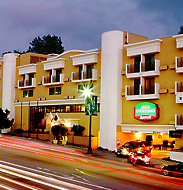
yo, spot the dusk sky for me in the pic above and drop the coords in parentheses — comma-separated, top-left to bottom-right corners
(0, 0, 183, 55)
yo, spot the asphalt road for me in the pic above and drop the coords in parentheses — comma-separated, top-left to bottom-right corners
(0, 135, 182, 190)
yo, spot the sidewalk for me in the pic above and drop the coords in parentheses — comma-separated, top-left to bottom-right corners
(3, 134, 178, 169)
(64, 144, 179, 169)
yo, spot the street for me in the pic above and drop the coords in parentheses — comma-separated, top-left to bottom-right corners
(0, 135, 182, 190)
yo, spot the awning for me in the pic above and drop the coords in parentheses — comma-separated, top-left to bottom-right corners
(119, 124, 175, 134)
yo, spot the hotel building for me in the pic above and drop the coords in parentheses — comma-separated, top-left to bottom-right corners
(0, 30, 183, 152)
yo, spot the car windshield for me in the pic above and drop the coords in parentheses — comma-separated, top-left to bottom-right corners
(123, 142, 134, 147)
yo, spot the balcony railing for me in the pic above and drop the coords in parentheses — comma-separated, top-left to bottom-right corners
(175, 114, 183, 129)
(125, 83, 160, 100)
(177, 57, 183, 67)
(175, 81, 183, 103)
(126, 86, 140, 96)
(71, 69, 97, 82)
(176, 82, 183, 93)
(72, 72, 81, 81)
(141, 85, 155, 95)
(18, 78, 36, 89)
(126, 60, 160, 78)
(43, 76, 51, 84)
(42, 74, 64, 86)
(175, 57, 183, 73)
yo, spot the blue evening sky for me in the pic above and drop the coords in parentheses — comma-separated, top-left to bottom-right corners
(0, 0, 182, 54)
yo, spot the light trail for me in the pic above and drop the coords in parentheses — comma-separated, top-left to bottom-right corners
(0, 184, 15, 190)
(1, 135, 183, 188)
(0, 160, 111, 190)
(0, 167, 73, 190)
(0, 174, 41, 190)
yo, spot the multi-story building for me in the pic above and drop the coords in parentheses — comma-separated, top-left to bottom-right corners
(0, 30, 183, 152)
(118, 33, 183, 151)
(13, 50, 101, 139)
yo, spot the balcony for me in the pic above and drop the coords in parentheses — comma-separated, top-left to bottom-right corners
(125, 83, 160, 100)
(175, 114, 183, 129)
(42, 74, 64, 86)
(175, 81, 183, 103)
(71, 69, 97, 82)
(126, 60, 160, 78)
(175, 57, 183, 73)
(18, 78, 36, 89)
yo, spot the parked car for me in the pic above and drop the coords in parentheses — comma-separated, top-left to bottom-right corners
(161, 163, 183, 177)
(115, 141, 151, 157)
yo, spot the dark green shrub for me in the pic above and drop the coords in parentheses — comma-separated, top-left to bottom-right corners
(51, 125, 61, 139)
(14, 128, 25, 133)
(71, 125, 85, 136)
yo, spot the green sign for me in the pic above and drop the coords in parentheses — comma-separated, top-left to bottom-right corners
(85, 96, 97, 116)
(134, 102, 158, 121)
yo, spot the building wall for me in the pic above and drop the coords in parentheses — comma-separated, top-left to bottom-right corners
(14, 50, 101, 138)
(100, 31, 148, 150)
(2, 53, 18, 121)
(0, 58, 3, 108)
(122, 36, 182, 125)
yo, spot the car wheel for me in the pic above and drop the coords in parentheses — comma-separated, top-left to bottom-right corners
(163, 170, 169, 176)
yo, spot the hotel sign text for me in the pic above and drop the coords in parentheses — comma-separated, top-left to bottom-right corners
(134, 102, 159, 121)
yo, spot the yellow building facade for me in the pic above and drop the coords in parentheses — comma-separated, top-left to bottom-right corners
(0, 30, 183, 151)
(117, 34, 183, 149)
(14, 50, 101, 138)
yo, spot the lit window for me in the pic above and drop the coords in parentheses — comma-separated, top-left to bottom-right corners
(78, 84, 84, 93)
(56, 87, 61, 95)
(23, 91, 28, 97)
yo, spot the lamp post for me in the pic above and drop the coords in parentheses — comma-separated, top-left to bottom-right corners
(83, 81, 93, 154)
(88, 99, 92, 154)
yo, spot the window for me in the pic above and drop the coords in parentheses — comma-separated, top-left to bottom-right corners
(145, 54, 155, 71)
(55, 87, 61, 94)
(23, 90, 33, 98)
(87, 64, 94, 79)
(79, 66, 82, 80)
(134, 56, 140, 73)
(29, 90, 33, 97)
(78, 84, 84, 93)
(23, 91, 28, 98)
(56, 69, 62, 82)
(145, 77, 155, 94)
(49, 87, 61, 95)
(49, 88, 55, 95)
(134, 79, 140, 95)
(66, 106, 70, 112)
(28, 74, 34, 86)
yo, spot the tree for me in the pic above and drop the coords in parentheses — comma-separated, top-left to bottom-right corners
(27, 34, 64, 54)
(0, 108, 14, 130)
(179, 26, 183, 34)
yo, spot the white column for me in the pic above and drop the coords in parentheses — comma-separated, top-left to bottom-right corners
(100, 30, 123, 150)
(2, 53, 18, 121)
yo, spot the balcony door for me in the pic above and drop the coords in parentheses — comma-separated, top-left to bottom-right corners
(79, 66, 82, 80)
(56, 69, 62, 82)
(87, 64, 93, 79)
(29, 74, 34, 86)
(145, 77, 154, 94)
(134, 79, 140, 95)
(145, 54, 155, 71)
(134, 56, 140, 73)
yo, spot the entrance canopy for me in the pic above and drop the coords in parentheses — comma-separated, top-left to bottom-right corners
(120, 124, 175, 134)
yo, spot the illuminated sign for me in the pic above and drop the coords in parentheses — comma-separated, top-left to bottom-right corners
(134, 102, 159, 121)
(169, 130, 183, 138)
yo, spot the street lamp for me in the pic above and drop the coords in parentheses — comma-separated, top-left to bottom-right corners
(83, 81, 93, 154)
